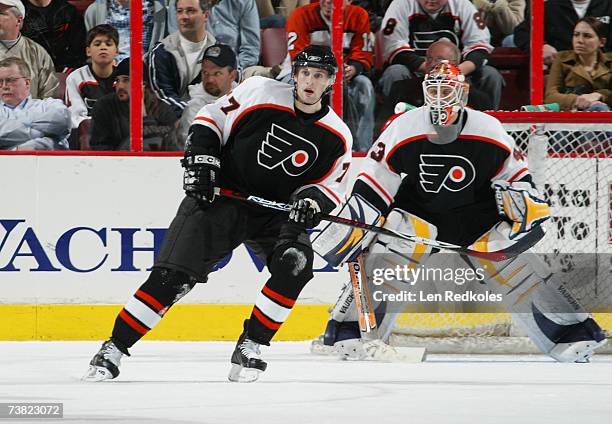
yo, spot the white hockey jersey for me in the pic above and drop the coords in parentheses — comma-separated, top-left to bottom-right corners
(354, 107, 529, 245)
(190, 76, 353, 211)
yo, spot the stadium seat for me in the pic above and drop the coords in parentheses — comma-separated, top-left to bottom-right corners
(260, 28, 288, 67)
(374, 30, 385, 71)
(55, 71, 68, 100)
(68, 0, 94, 15)
(488, 47, 530, 111)
(78, 119, 92, 150)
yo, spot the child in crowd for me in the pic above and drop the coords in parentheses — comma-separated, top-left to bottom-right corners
(65, 24, 119, 128)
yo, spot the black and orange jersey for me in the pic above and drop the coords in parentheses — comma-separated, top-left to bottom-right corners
(354, 107, 529, 245)
(286, 3, 373, 71)
(188, 76, 353, 212)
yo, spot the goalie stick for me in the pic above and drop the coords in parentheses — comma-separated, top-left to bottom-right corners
(219, 189, 544, 262)
(340, 254, 426, 362)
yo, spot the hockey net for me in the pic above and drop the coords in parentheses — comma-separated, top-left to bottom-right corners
(390, 118, 612, 353)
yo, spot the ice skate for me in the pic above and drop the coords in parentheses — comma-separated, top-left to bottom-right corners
(83, 339, 126, 381)
(228, 320, 267, 383)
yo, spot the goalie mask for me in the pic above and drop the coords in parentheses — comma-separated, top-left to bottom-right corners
(423, 61, 469, 144)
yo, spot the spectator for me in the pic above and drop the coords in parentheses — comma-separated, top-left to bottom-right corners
(514, 0, 612, 66)
(351, 0, 392, 32)
(143, 85, 180, 150)
(256, 0, 308, 29)
(0, 0, 58, 98)
(178, 43, 237, 147)
(147, 0, 179, 50)
(208, 0, 260, 69)
(379, 38, 493, 122)
(379, 0, 504, 109)
(0, 57, 70, 150)
(284, 0, 376, 151)
(147, 0, 216, 119)
(545, 17, 612, 111)
(471, 0, 524, 46)
(84, 0, 130, 61)
(21, 0, 86, 72)
(65, 24, 118, 128)
(89, 57, 130, 150)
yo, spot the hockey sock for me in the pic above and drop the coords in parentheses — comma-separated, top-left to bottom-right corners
(111, 267, 196, 349)
(247, 241, 314, 344)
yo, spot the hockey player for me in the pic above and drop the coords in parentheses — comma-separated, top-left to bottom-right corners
(314, 61, 607, 363)
(84, 45, 353, 382)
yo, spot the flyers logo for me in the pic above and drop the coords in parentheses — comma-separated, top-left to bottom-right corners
(257, 124, 319, 176)
(419, 154, 475, 193)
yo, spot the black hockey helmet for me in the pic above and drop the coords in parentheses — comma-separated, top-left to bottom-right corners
(292, 45, 338, 78)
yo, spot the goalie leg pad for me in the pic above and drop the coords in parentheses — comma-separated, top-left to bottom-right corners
(467, 225, 606, 362)
(314, 210, 437, 351)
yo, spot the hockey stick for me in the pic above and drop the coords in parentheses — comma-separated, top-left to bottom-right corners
(343, 256, 426, 362)
(348, 255, 377, 333)
(219, 189, 544, 261)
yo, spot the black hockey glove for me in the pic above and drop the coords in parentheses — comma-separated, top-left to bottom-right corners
(181, 154, 220, 203)
(289, 197, 322, 229)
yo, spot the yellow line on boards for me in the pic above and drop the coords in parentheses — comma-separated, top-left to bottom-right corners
(0, 304, 331, 341)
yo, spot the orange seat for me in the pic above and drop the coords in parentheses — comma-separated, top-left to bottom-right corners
(260, 28, 288, 67)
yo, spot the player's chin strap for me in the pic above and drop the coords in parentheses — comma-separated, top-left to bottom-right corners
(218, 189, 545, 261)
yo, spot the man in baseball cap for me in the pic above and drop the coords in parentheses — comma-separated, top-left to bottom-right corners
(0, 0, 25, 18)
(178, 44, 237, 146)
(199, 43, 237, 70)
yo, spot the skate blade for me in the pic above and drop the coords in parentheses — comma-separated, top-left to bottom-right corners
(82, 365, 114, 382)
(228, 364, 262, 383)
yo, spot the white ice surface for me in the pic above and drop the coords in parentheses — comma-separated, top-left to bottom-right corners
(1, 341, 611, 424)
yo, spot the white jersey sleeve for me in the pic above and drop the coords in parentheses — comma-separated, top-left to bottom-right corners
(461, 110, 529, 183)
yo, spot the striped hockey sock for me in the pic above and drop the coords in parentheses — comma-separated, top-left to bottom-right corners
(112, 289, 167, 348)
(248, 285, 297, 345)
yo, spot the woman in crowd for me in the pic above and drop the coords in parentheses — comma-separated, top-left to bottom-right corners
(545, 16, 612, 111)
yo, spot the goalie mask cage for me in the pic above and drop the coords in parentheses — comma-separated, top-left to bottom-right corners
(389, 113, 612, 354)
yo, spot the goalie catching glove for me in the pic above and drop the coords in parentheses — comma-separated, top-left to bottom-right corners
(493, 180, 550, 240)
(181, 153, 220, 203)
